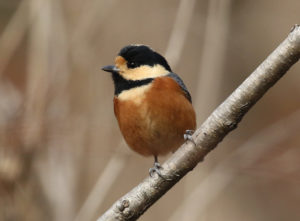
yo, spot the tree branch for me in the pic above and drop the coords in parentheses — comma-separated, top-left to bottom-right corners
(97, 25, 300, 221)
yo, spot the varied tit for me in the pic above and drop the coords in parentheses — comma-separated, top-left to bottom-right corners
(102, 44, 196, 177)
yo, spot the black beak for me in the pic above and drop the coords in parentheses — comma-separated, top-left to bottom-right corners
(101, 65, 120, 73)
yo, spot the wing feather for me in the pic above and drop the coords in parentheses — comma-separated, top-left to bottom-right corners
(167, 72, 192, 103)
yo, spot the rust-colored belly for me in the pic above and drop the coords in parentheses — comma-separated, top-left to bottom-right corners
(114, 78, 196, 157)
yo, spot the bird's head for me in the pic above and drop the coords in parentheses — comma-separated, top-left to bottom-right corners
(102, 44, 172, 81)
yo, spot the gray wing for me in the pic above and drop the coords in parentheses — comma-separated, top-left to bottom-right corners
(167, 72, 192, 103)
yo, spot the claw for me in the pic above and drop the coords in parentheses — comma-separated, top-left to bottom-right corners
(149, 162, 163, 177)
(184, 129, 196, 146)
(149, 156, 172, 181)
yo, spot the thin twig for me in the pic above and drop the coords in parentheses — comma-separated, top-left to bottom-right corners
(97, 25, 300, 221)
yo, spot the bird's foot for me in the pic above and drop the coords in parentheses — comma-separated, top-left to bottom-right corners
(149, 162, 172, 181)
(184, 129, 196, 146)
(149, 162, 162, 177)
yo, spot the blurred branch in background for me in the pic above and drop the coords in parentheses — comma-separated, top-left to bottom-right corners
(22, 0, 51, 149)
(74, 142, 129, 221)
(0, 0, 29, 77)
(70, 0, 120, 70)
(32, 0, 78, 220)
(194, 0, 232, 121)
(98, 25, 300, 221)
(0, 81, 22, 185)
(164, 0, 196, 68)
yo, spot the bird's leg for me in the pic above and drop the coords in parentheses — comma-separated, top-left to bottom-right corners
(149, 155, 163, 177)
(184, 129, 196, 146)
(153, 155, 162, 170)
(149, 156, 172, 181)
(149, 156, 179, 181)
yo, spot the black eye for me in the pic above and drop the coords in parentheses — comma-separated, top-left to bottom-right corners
(127, 61, 137, 68)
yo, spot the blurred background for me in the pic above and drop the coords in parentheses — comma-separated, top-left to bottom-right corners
(0, 0, 300, 220)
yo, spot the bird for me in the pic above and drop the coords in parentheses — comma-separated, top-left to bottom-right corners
(102, 44, 196, 178)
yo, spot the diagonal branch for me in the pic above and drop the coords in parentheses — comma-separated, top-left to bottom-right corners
(168, 108, 300, 221)
(97, 25, 300, 221)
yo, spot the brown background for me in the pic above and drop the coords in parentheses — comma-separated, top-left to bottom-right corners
(0, 0, 299, 220)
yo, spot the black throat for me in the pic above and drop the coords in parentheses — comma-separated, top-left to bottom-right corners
(111, 72, 154, 96)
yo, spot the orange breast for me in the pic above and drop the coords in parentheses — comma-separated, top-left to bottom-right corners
(114, 77, 196, 157)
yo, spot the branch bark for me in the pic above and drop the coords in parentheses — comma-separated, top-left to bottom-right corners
(97, 25, 300, 221)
